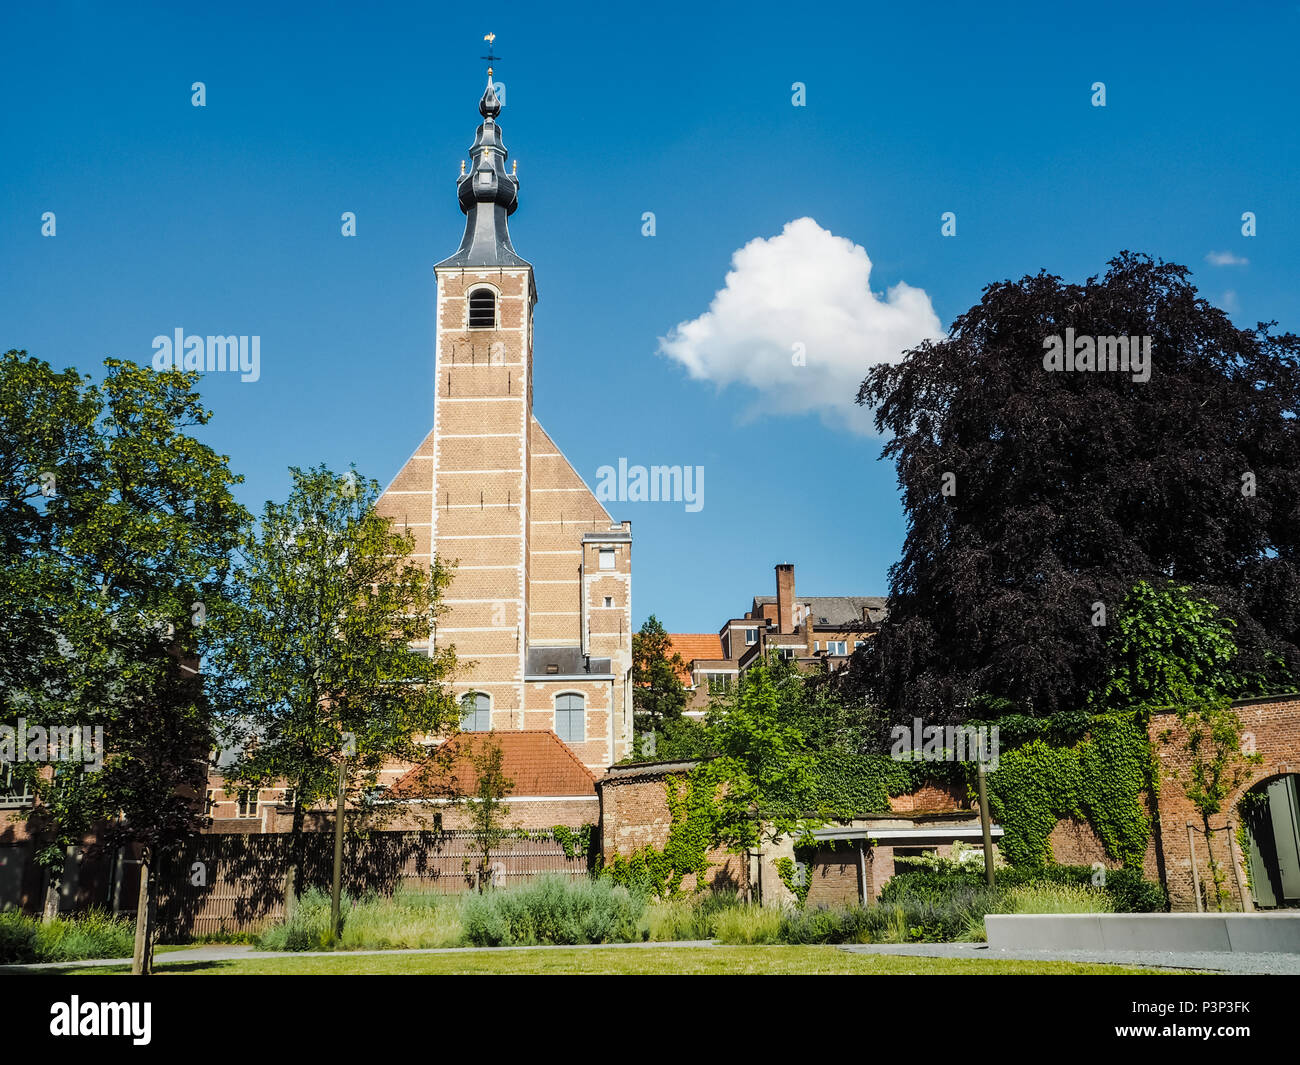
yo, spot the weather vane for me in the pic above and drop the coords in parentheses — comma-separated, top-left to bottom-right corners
(481, 32, 500, 77)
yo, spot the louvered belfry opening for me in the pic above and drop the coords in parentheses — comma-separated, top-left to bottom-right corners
(468, 288, 496, 328)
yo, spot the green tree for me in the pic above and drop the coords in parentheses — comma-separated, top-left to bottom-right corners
(208, 465, 459, 896)
(1095, 580, 1263, 712)
(0, 352, 247, 974)
(631, 615, 687, 746)
(457, 735, 515, 890)
(702, 657, 821, 853)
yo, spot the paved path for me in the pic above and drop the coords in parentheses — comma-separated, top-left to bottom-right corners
(837, 942, 1300, 974)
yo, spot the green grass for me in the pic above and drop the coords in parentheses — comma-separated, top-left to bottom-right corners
(31, 944, 1175, 975)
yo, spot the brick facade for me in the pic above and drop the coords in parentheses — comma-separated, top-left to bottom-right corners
(1147, 693, 1300, 911)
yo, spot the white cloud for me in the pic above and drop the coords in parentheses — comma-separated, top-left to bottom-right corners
(656, 217, 943, 434)
(1206, 250, 1249, 266)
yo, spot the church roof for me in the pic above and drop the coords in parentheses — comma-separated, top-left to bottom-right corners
(388, 730, 598, 799)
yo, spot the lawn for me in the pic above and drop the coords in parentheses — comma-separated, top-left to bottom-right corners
(39, 944, 1172, 976)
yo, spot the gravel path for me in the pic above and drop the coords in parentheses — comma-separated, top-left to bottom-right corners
(837, 942, 1300, 974)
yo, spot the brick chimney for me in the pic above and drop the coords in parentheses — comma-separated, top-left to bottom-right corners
(775, 563, 795, 634)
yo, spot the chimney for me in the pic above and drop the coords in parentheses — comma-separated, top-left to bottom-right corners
(804, 604, 816, 656)
(775, 563, 795, 635)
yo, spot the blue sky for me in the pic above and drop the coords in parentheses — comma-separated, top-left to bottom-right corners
(3, 0, 1296, 632)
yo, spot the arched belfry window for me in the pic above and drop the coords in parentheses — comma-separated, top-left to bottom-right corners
(467, 288, 496, 329)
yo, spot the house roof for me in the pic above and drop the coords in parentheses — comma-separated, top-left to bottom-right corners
(388, 731, 597, 799)
(665, 634, 724, 683)
(752, 595, 888, 627)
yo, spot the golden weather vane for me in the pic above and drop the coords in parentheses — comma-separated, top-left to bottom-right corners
(481, 31, 501, 77)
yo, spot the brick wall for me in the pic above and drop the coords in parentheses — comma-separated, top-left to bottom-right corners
(888, 780, 970, 813)
(1148, 693, 1300, 910)
(597, 766, 748, 894)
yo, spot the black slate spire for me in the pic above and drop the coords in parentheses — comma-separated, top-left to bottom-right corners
(436, 67, 530, 269)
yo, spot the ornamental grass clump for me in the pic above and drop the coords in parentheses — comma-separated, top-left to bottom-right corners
(460, 874, 644, 946)
(0, 908, 135, 963)
(256, 888, 340, 952)
(712, 903, 783, 945)
(338, 891, 464, 950)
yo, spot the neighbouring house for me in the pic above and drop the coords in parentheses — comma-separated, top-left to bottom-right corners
(669, 563, 886, 714)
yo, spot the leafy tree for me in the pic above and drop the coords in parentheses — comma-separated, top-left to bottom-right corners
(1095, 580, 1267, 712)
(0, 352, 247, 974)
(208, 465, 459, 896)
(701, 657, 820, 852)
(631, 615, 687, 742)
(857, 253, 1300, 720)
(456, 735, 515, 890)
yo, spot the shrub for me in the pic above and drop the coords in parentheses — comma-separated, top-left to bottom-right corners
(713, 904, 783, 945)
(0, 910, 39, 963)
(1102, 867, 1169, 912)
(0, 908, 134, 963)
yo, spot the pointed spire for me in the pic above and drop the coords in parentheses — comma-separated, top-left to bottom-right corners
(435, 39, 529, 270)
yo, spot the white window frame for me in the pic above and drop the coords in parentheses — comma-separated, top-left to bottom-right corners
(554, 691, 586, 744)
(466, 285, 499, 330)
(460, 691, 492, 732)
(598, 548, 616, 571)
(236, 788, 259, 819)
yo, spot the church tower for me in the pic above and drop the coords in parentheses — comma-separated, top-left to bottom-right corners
(375, 61, 633, 772)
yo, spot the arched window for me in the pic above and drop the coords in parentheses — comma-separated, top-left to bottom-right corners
(460, 691, 491, 731)
(555, 693, 585, 744)
(467, 288, 496, 329)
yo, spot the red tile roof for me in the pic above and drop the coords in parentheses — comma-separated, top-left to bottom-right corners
(665, 634, 724, 685)
(388, 730, 597, 799)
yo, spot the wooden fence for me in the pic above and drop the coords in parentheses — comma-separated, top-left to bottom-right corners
(154, 830, 596, 940)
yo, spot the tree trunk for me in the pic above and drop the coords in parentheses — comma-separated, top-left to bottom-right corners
(132, 849, 154, 976)
(42, 872, 61, 923)
(1202, 815, 1222, 912)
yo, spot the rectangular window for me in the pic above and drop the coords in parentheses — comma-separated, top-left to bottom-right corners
(236, 789, 258, 818)
(828, 641, 848, 656)
(598, 548, 615, 571)
(854, 640, 865, 650)
(707, 673, 732, 695)
(0, 765, 33, 808)
(603, 596, 613, 608)
(556, 693, 585, 744)
(744, 629, 757, 645)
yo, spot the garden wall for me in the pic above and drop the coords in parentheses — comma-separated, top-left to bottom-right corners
(1148, 693, 1300, 911)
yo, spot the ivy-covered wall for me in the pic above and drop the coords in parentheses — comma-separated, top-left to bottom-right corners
(982, 712, 1155, 868)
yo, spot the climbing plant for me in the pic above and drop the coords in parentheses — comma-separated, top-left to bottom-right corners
(983, 712, 1154, 868)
